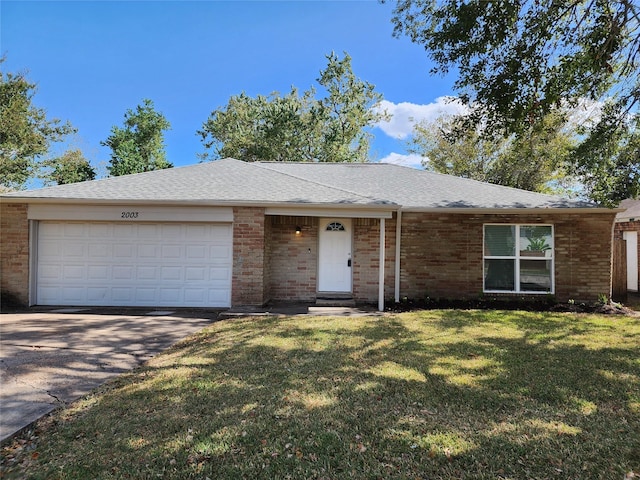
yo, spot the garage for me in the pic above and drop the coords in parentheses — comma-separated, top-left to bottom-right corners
(28, 205, 234, 308)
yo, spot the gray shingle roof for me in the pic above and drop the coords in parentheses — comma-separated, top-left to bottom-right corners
(257, 162, 597, 209)
(1, 158, 600, 210)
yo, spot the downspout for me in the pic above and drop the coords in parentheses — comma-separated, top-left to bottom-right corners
(395, 210, 402, 303)
(378, 217, 385, 311)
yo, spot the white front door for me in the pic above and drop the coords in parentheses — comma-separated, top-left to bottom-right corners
(623, 231, 639, 292)
(318, 218, 352, 293)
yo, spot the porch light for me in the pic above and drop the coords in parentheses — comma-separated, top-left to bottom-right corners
(295, 226, 302, 235)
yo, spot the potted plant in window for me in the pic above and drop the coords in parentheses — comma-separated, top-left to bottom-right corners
(522, 227, 551, 257)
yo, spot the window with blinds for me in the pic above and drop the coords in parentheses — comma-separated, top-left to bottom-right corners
(483, 224, 554, 293)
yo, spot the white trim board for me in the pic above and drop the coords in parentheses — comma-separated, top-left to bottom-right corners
(28, 204, 233, 222)
(266, 207, 393, 219)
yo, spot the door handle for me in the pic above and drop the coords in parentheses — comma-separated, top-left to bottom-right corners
(347, 259, 352, 267)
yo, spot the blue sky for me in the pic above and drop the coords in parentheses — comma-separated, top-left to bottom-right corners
(2, 1, 467, 176)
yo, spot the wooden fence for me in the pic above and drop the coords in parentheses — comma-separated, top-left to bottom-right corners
(612, 237, 627, 301)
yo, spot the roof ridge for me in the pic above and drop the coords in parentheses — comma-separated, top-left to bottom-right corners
(253, 162, 398, 206)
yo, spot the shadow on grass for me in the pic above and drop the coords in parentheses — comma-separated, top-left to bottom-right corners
(9, 312, 640, 479)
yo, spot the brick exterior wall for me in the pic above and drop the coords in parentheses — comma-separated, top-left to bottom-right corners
(614, 220, 640, 290)
(0, 202, 30, 307)
(400, 211, 617, 303)
(0, 204, 617, 308)
(267, 216, 318, 301)
(264, 215, 397, 304)
(352, 216, 396, 303)
(400, 213, 480, 301)
(231, 207, 267, 306)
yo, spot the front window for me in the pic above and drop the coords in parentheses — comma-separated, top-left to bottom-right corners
(484, 224, 554, 293)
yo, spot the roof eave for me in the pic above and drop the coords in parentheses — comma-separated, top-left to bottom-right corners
(0, 196, 399, 211)
(2, 197, 621, 214)
(400, 206, 622, 214)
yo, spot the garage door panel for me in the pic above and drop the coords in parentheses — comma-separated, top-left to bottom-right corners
(135, 288, 156, 302)
(162, 245, 182, 258)
(113, 265, 134, 280)
(63, 223, 85, 237)
(87, 265, 110, 280)
(113, 244, 134, 258)
(185, 266, 206, 281)
(185, 224, 211, 240)
(210, 267, 231, 282)
(63, 243, 85, 258)
(210, 245, 231, 261)
(159, 288, 181, 303)
(209, 288, 230, 304)
(138, 224, 159, 237)
(186, 245, 207, 259)
(38, 286, 60, 303)
(88, 243, 111, 257)
(136, 266, 157, 279)
(160, 224, 182, 239)
(137, 244, 159, 258)
(184, 289, 206, 303)
(62, 265, 85, 280)
(39, 264, 62, 279)
(61, 286, 85, 303)
(161, 266, 182, 280)
(37, 221, 232, 307)
(113, 288, 134, 302)
(87, 287, 108, 301)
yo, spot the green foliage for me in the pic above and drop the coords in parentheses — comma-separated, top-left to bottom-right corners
(0, 60, 76, 190)
(409, 112, 575, 194)
(199, 89, 317, 162)
(102, 99, 172, 176)
(570, 102, 640, 205)
(389, 0, 640, 204)
(41, 149, 95, 185)
(198, 52, 385, 162)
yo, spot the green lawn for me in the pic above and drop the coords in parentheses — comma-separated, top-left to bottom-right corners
(3, 310, 639, 479)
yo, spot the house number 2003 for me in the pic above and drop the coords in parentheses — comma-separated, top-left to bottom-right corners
(121, 211, 139, 219)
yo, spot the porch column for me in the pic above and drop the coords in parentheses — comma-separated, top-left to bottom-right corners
(394, 210, 402, 303)
(379, 217, 385, 311)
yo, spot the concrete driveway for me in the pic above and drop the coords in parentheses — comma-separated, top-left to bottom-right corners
(0, 308, 218, 443)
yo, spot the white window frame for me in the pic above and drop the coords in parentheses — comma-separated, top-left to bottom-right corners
(483, 224, 555, 294)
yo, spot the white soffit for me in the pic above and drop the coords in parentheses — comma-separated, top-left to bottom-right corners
(28, 204, 234, 222)
(265, 207, 393, 219)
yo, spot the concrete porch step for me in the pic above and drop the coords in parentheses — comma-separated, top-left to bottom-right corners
(315, 297, 356, 307)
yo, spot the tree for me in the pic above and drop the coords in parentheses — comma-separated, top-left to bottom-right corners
(389, 0, 640, 204)
(102, 99, 172, 176)
(0, 60, 76, 190)
(42, 149, 96, 185)
(314, 52, 384, 163)
(198, 52, 385, 163)
(199, 89, 317, 162)
(571, 105, 640, 203)
(409, 112, 575, 194)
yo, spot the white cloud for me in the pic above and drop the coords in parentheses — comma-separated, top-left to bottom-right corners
(377, 152, 426, 169)
(374, 97, 468, 140)
(566, 98, 605, 127)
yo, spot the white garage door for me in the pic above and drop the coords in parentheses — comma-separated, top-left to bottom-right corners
(36, 221, 232, 307)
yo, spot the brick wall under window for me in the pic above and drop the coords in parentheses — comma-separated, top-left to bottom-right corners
(400, 212, 616, 303)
